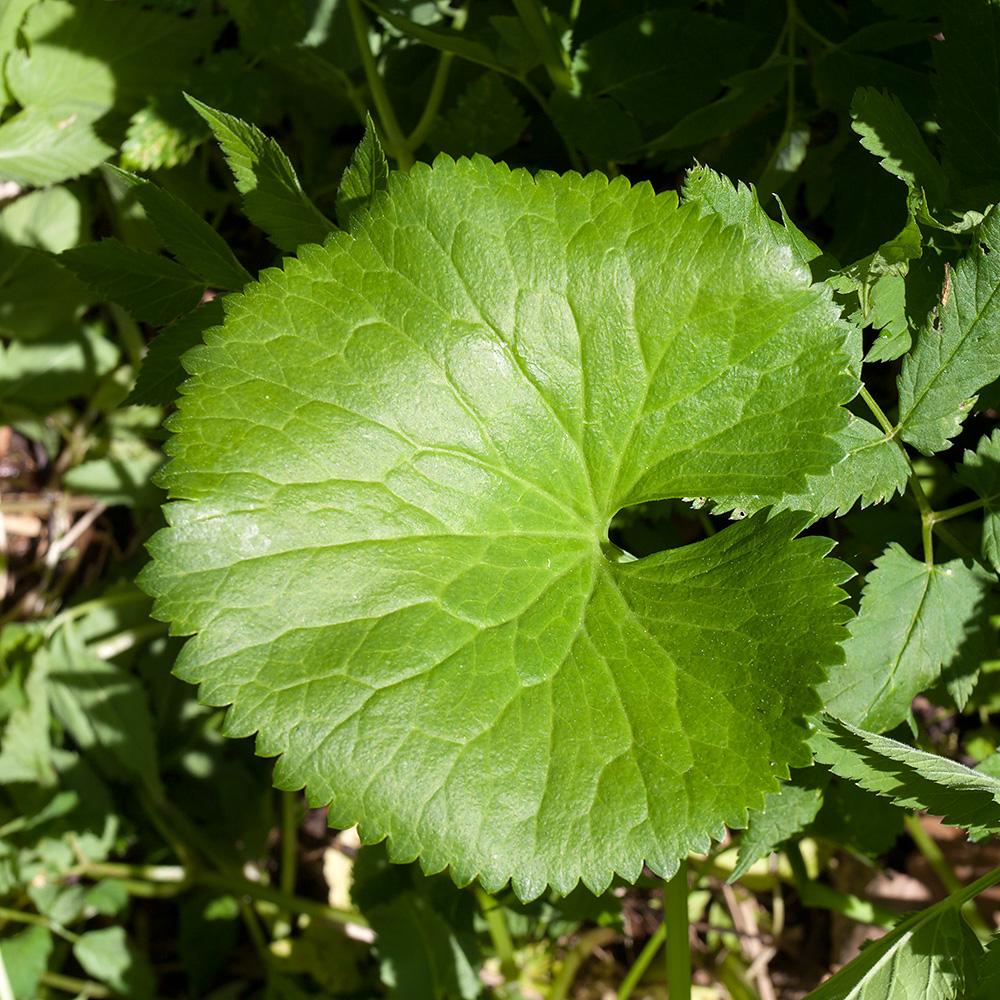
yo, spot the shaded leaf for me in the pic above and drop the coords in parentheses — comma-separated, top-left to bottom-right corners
(0, 926, 52, 1000)
(851, 86, 948, 207)
(427, 73, 528, 161)
(125, 297, 225, 407)
(730, 769, 827, 883)
(141, 155, 855, 899)
(61, 239, 205, 325)
(108, 166, 252, 291)
(956, 429, 1000, 574)
(73, 927, 155, 1000)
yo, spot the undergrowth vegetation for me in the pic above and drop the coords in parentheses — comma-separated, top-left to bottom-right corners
(4, 1, 1000, 998)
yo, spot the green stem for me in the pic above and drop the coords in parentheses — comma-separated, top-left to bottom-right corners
(786, 843, 897, 928)
(273, 790, 299, 940)
(550, 927, 618, 1000)
(511, 0, 573, 91)
(473, 885, 517, 982)
(663, 862, 692, 1000)
(405, 51, 454, 152)
(859, 385, 896, 436)
(906, 470, 936, 566)
(616, 920, 666, 1000)
(931, 496, 988, 523)
(77, 860, 367, 928)
(345, 0, 412, 169)
(39, 971, 117, 998)
(0, 905, 79, 943)
(904, 814, 991, 939)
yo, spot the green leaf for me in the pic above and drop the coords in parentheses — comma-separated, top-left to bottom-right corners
(963, 935, 1000, 1000)
(0, 926, 53, 1000)
(427, 72, 528, 161)
(125, 297, 225, 407)
(774, 414, 909, 518)
(0, 326, 119, 412)
(60, 239, 205, 325)
(730, 769, 827, 883)
(896, 208, 1000, 453)
(141, 156, 855, 899)
(810, 716, 1000, 839)
(682, 165, 827, 271)
(0, 0, 34, 108)
(571, 10, 760, 127)
(107, 166, 252, 292)
(5, 0, 216, 124)
(802, 902, 979, 1000)
(850, 87, 948, 207)
(935, 0, 1000, 198)
(1, 185, 85, 254)
(820, 544, 994, 732)
(863, 273, 911, 363)
(368, 892, 481, 1000)
(648, 62, 789, 153)
(186, 95, 335, 253)
(73, 926, 155, 1000)
(335, 113, 389, 230)
(956, 430, 1000, 575)
(0, 110, 114, 187)
(46, 624, 161, 790)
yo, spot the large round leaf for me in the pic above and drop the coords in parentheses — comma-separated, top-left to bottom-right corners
(143, 156, 855, 899)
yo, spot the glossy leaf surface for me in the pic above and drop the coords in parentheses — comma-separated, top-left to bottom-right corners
(143, 155, 854, 898)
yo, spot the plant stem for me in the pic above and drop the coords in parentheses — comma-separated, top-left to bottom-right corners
(903, 813, 992, 939)
(0, 905, 79, 943)
(786, 843, 897, 928)
(273, 790, 300, 940)
(663, 862, 692, 1000)
(930, 496, 988, 523)
(345, 0, 412, 169)
(550, 926, 618, 1000)
(859, 385, 896, 436)
(39, 971, 116, 998)
(906, 471, 936, 565)
(511, 0, 573, 91)
(473, 885, 517, 982)
(405, 51, 454, 153)
(616, 919, 666, 1000)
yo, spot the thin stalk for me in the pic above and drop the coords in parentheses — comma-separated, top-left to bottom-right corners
(906, 471, 936, 565)
(0, 906, 79, 943)
(405, 51, 454, 152)
(273, 790, 299, 940)
(550, 927, 618, 1000)
(663, 862, 692, 1000)
(904, 814, 992, 939)
(39, 971, 116, 998)
(345, 0, 412, 168)
(511, 0, 573, 91)
(786, 844, 897, 928)
(931, 496, 988, 524)
(473, 885, 517, 982)
(859, 385, 896, 436)
(616, 920, 666, 1000)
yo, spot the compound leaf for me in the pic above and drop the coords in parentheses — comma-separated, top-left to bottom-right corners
(187, 96, 334, 253)
(142, 155, 855, 899)
(956, 429, 1000, 574)
(108, 166, 252, 292)
(896, 207, 1000, 454)
(819, 544, 994, 733)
